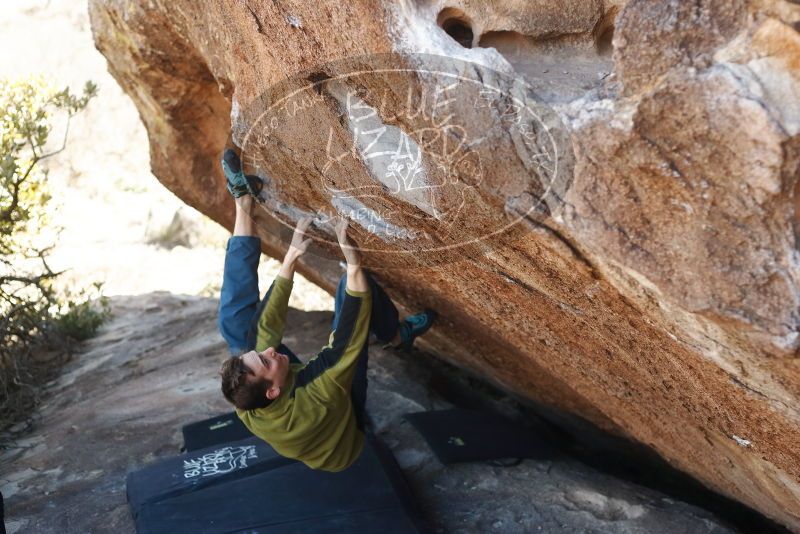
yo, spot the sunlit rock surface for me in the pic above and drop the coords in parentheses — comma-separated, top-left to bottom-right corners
(88, 0, 800, 528)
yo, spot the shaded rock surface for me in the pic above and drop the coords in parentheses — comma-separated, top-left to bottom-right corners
(87, 0, 800, 528)
(1, 293, 744, 533)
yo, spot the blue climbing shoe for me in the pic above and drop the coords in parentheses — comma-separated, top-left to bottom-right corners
(222, 149, 264, 199)
(396, 309, 437, 350)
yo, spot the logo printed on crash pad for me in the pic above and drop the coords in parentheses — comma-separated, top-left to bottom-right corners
(183, 445, 257, 479)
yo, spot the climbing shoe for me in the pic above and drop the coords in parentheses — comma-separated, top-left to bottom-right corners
(222, 149, 264, 199)
(395, 309, 437, 350)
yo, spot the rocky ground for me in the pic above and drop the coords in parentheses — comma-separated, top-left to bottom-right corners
(0, 292, 756, 533)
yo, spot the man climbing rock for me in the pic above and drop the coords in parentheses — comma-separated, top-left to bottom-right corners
(217, 149, 436, 472)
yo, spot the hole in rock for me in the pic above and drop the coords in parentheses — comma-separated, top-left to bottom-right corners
(595, 24, 614, 55)
(437, 7, 474, 48)
(594, 7, 617, 56)
(307, 71, 331, 95)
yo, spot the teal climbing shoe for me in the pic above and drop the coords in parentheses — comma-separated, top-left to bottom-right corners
(395, 309, 437, 350)
(222, 149, 264, 199)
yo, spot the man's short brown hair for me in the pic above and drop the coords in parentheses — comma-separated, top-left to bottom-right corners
(220, 356, 273, 411)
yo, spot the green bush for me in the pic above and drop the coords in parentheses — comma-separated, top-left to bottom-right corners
(1, 76, 102, 440)
(53, 284, 111, 341)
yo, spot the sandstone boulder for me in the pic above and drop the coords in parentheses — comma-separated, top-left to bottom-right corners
(88, 0, 800, 528)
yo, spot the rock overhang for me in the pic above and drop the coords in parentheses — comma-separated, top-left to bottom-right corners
(88, 0, 800, 529)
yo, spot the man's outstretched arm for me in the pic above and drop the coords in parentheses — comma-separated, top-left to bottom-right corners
(335, 218, 368, 294)
(254, 217, 312, 351)
(277, 217, 312, 282)
(296, 219, 372, 392)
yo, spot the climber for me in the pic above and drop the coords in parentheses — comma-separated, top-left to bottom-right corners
(216, 148, 436, 472)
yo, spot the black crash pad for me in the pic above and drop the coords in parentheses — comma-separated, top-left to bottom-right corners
(182, 412, 252, 452)
(404, 408, 555, 464)
(127, 427, 426, 533)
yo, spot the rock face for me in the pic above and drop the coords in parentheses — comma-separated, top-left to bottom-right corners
(88, 0, 800, 529)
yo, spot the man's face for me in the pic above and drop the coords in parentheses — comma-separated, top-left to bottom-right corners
(241, 346, 290, 400)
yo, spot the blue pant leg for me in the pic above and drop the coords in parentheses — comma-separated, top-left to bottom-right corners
(218, 236, 262, 356)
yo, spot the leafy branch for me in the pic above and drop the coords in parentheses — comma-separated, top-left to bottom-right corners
(0, 77, 106, 446)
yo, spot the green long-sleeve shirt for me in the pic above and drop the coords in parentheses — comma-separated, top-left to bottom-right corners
(237, 275, 373, 472)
